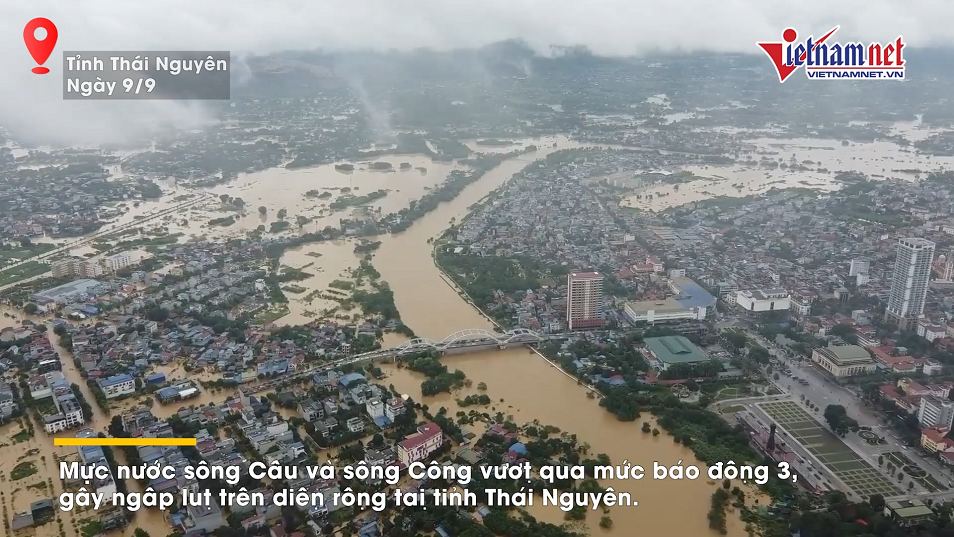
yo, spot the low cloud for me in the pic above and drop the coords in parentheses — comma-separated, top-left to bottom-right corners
(0, 0, 949, 145)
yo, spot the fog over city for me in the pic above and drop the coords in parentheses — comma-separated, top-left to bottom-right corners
(1, 0, 953, 145)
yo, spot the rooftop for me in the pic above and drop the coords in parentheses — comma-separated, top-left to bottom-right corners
(32, 279, 101, 303)
(899, 238, 936, 249)
(99, 374, 133, 387)
(886, 499, 933, 519)
(400, 421, 441, 451)
(670, 278, 717, 309)
(815, 345, 873, 366)
(644, 336, 709, 365)
(625, 298, 686, 314)
(569, 271, 602, 280)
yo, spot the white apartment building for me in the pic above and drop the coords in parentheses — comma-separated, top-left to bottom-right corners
(97, 374, 136, 399)
(735, 289, 791, 312)
(935, 253, 954, 282)
(397, 422, 442, 467)
(104, 252, 133, 272)
(366, 398, 385, 419)
(849, 259, 870, 277)
(385, 398, 406, 421)
(44, 391, 85, 433)
(918, 396, 954, 430)
(52, 258, 103, 279)
(566, 272, 604, 330)
(885, 238, 935, 330)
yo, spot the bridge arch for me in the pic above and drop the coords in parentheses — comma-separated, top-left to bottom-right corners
(439, 328, 502, 348)
(394, 337, 438, 354)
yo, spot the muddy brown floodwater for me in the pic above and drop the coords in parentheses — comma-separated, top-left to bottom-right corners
(365, 138, 759, 535)
(0, 135, 774, 537)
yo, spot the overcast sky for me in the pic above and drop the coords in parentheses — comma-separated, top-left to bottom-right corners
(1, 0, 951, 146)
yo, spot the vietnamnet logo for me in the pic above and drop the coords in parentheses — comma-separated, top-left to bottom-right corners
(758, 27, 905, 83)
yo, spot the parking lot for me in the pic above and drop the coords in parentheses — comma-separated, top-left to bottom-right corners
(759, 400, 902, 499)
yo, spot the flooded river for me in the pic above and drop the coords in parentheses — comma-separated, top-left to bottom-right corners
(7, 131, 882, 536)
(365, 139, 755, 535)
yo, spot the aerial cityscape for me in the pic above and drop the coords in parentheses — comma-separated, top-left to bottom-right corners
(4, 6, 954, 537)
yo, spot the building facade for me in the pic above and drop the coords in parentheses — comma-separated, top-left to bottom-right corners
(104, 252, 132, 272)
(566, 272, 604, 330)
(849, 259, 870, 277)
(51, 258, 103, 279)
(885, 238, 935, 330)
(735, 289, 791, 312)
(397, 422, 442, 466)
(811, 345, 877, 377)
(385, 398, 406, 421)
(98, 374, 136, 399)
(918, 396, 954, 429)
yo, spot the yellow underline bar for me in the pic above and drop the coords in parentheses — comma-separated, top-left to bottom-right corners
(55, 438, 197, 447)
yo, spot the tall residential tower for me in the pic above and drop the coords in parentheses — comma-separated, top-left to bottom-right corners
(567, 271, 604, 330)
(885, 238, 935, 330)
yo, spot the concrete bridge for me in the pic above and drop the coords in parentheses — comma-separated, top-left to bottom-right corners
(353, 328, 550, 360)
(243, 328, 560, 394)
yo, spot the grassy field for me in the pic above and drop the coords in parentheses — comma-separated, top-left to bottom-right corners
(0, 243, 55, 266)
(759, 400, 901, 498)
(883, 451, 948, 493)
(0, 261, 50, 287)
(253, 304, 290, 325)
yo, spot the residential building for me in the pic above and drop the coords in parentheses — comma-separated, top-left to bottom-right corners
(75, 429, 117, 498)
(849, 259, 870, 277)
(397, 422, 442, 467)
(918, 396, 954, 429)
(885, 238, 935, 330)
(810, 345, 877, 377)
(735, 289, 791, 312)
(346, 417, 365, 433)
(98, 374, 135, 399)
(0, 382, 17, 418)
(917, 320, 948, 343)
(44, 392, 85, 433)
(385, 398, 406, 421)
(934, 253, 954, 282)
(104, 252, 133, 272)
(181, 494, 225, 536)
(298, 399, 324, 422)
(921, 427, 954, 453)
(566, 271, 604, 330)
(51, 258, 103, 279)
(642, 336, 710, 371)
(366, 399, 385, 420)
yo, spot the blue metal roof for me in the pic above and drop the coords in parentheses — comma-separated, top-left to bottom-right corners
(672, 278, 717, 309)
(339, 372, 367, 387)
(100, 373, 133, 387)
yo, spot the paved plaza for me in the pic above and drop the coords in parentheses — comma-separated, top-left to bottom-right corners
(758, 400, 901, 498)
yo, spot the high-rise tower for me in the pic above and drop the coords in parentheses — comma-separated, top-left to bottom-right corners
(885, 238, 935, 330)
(567, 272, 604, 330)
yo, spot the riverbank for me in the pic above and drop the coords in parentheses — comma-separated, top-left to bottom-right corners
(431, 241, 606, 398)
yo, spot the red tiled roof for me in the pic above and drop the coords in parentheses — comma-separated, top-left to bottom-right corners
(400, 422, 441, 450)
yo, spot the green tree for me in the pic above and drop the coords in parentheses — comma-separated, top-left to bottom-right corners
(23, 302, 38, 315)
